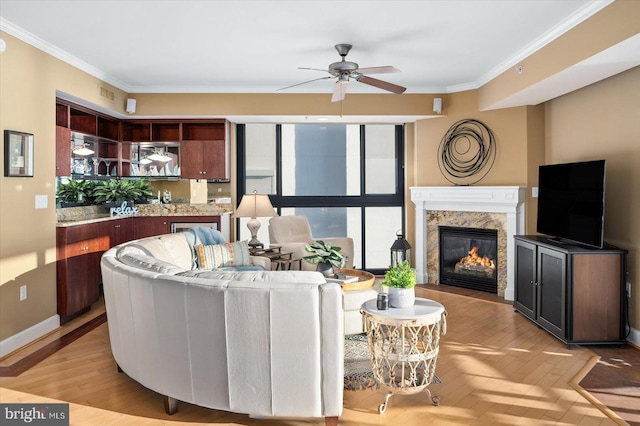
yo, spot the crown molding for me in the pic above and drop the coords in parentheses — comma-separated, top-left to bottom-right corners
(475, 0, 614, 88)
(0, 17, 130, 91)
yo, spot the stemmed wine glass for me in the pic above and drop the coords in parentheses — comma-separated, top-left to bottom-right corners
(92, 158, 100, 175)
(104, 159, 112, 176)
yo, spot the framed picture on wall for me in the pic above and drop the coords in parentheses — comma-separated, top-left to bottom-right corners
(4, 130, 34, 177)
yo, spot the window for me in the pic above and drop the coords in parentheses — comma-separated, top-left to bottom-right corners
(237, 123, 405, 274)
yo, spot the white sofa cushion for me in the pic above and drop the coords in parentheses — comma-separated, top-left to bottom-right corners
(121, 233, 193, 270)
(118, 253, 186, 275)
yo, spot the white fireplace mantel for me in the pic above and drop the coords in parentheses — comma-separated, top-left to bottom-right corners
(410, 186, 526, 301)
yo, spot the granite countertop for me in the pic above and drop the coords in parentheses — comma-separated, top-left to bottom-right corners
(57, 203, 233, 227)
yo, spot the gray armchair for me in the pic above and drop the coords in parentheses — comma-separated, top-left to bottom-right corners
(268, 216, 354, 271)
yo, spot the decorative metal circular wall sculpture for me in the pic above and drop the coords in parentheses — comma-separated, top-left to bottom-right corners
(438, 119, 496, 185)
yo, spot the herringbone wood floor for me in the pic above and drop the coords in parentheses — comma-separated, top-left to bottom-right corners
(0, 285, 622, 425)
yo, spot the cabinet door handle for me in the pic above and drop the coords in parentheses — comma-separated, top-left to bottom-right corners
(114, 224, 121, 228)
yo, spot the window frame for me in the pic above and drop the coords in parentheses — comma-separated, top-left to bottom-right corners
(236, 123, 406, 274)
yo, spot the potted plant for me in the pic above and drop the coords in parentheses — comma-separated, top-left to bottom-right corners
(131, 179, 154, 204)
(56, 179, 93, 207)
(92, 179, 139, 210)
(380, 260, 416, 308)
(303, 240, 345, 277)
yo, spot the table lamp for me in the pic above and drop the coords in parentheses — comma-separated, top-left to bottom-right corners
(232, 191, 277, 247)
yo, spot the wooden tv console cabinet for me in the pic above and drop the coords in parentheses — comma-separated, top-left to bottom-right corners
(513, 235, 627, 346)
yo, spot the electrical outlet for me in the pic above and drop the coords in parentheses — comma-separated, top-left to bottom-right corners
(20, 285, 27, 301)
(627, 282, 632, 298)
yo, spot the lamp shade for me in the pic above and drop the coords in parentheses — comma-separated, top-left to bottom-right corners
(232, 191, 277, 248)
(72, 144, 94, 156)
(232, 192, 277, 219)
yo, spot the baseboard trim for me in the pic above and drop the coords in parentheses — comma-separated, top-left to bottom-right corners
(0, 315, 60, 358)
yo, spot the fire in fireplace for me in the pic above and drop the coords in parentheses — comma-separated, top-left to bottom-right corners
(439, 226, 498, 293)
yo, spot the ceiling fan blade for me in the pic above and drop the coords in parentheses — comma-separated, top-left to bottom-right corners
(331, 81, 349, 102)
(277, 75, 333, 91)
(356, 75, 406, 94)
(298, 67, 331, 73)
(355, 66, 400, 74)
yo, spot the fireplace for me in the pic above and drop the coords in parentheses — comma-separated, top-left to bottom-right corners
(410, 186, 525, 300)
(439, 226, 498, 293)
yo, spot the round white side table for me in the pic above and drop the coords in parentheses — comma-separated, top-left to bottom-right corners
(361, 297, 447, 414)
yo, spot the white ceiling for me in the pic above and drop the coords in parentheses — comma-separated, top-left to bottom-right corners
(0, 0, 620, 97)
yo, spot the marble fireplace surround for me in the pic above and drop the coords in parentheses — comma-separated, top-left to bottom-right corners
(410, 186, 525, 301)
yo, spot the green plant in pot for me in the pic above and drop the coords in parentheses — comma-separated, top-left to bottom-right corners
(131, 179, 154, 204)
(303, 240, 345, 277)
(92, 179, 139, 209)
(380, 260, 416, 308)
(56, 179, 93, 207)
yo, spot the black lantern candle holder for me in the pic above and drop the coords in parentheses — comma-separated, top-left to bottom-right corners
(390, 230, 411, 267)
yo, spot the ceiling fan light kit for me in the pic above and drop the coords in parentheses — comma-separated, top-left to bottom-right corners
(280, 43, 406, 102)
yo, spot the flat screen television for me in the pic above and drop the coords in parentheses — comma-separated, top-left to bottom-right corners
(536, 159, 606, 248)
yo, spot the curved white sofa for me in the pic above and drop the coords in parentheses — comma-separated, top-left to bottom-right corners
(100, 232, 344, 425)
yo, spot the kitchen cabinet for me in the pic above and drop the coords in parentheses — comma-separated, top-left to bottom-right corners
(57, 214, 227, 322)
(56, 126, 71, 176)
(514, 235, 627, 345)
(180, 139, 226, 179)
(121, 120, 228, 180)
(180, 122, 228, 180)
(57, 100, 229, 180)
(56, 221, 110, 323)
(108, 217, 135, 246)
(57, 100, 121, 177)
(134, 216, 170, 239)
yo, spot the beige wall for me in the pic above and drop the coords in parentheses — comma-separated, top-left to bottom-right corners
(544, 66, 640, 330)
(0, 32, 129, 341)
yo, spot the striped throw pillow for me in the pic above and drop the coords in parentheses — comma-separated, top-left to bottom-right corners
(195, 241, 252, 270)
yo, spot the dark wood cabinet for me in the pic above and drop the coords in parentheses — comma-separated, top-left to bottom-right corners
(180, 139, 226, 179)
(514, 235, 626, 345)
(120, 119, 228, 180)
(57, 215, 224, 322)
(57, 100, 230, 180)
(56, 126, 71, 176)
(56, 221, 110, 323)
(108, 218, 135, 247)
(134, 216, 170, 239)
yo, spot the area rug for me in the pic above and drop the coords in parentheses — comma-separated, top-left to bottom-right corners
(343, 332, 442, 391)
(344, 333, 377, 390)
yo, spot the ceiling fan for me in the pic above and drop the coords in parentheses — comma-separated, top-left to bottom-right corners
(279, 44, 407, 102)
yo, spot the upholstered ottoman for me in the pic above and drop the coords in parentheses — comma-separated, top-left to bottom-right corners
(343, 285, 379, 335)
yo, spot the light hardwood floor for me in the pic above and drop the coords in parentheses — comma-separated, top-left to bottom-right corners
(0, 286, 621, 425)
